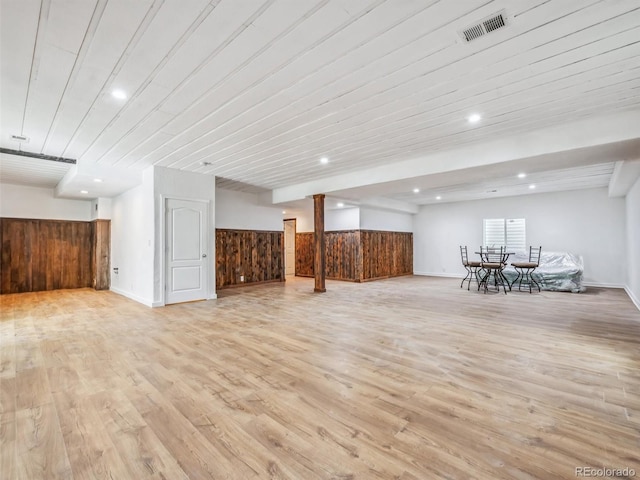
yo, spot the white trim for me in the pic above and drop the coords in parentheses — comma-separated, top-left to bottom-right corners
(582, 282, 625, 288)
(110, 287, 154, 307)
(208, 293, 218, 300)
(414, 271, 465, 278)
(624, 286, 640, 312)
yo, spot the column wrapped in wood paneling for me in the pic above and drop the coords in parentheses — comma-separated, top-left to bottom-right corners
(215, 229, 284, 289)
(92, 219, 111, 290)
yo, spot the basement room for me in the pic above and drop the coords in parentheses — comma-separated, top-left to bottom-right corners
(1, 1, 639, 479)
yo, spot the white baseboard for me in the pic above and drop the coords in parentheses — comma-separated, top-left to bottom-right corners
(208, 293, 218, 300)
(414, 271, 465, 279)
(624, 286, 640, 312)
(582, 282, 625, 289)
(110, 287, 154, 307)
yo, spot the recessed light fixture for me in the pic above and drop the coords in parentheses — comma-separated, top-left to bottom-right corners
(467, 113, 481, 124)
(337, 202, 344, 208)
(436, 196, 442, 200)
(93, 178, 102, 183)
(282, 210, 286, 214)
(517, 173, 526, 179)
(320, 157, 329, 164)
(80, 190, 88, 194)
(111, 89, 127, 100)
(413, 188, 420, 193)
(529, 184, 536, 189)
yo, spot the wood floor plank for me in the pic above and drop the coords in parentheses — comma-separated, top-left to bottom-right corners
(0, 278, 639, 479)
(14, 403, 73, 480)
(91, 389, 190, 480)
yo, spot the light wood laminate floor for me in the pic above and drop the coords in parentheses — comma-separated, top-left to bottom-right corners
(1, 276, 639, 479)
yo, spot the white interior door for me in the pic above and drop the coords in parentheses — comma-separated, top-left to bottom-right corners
(284, 219, 295, 276)
(166, 199, 208, 304)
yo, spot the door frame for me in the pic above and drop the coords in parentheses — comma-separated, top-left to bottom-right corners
(160, 195, 214, 306)
(283, 218, 296, 277)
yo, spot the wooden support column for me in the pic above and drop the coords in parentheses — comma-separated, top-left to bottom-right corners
(92, 219, 111, 290)
(313, 194, 326, 293)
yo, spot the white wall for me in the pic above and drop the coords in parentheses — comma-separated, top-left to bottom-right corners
(326, 207, 360, 231)
(216, 189, 283, 231)
(626, 178, 640, 309)
(154, 167, 216, 305)
(110, 171, 155, 306)
(414, 188, 626, 286)
(0, 183, 92, 220)
(90, 197, 112, 220)
(360, 207, 413, 232)
(290, 205, 413, 232)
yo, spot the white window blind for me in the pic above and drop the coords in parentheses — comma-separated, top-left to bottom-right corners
(483, 218, 526, 251)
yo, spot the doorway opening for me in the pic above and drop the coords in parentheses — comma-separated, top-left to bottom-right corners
(283, 218, 296, 277)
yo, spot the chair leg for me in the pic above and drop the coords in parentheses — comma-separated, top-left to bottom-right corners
(461, 266, 471, 289)
(530, 268, 541, 292)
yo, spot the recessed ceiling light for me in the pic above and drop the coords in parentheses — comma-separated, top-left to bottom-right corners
(320, 157, 329, 164)
(93, 178, 102, 183)
(529, 184, 536, 189)
(111, 89, 127, 100)
(413, 188, 420, 193)
(467, 113, 481, 123)
(80, 190, 88, 194)
(337, 202, 344, 207)
(517, 173, 526, 179)
(282, 211, 287, 214)
(436, 196, 442, 200)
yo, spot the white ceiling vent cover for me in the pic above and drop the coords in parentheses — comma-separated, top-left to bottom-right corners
(460, 11, 508, 42)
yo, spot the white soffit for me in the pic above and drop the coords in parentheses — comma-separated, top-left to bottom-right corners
(0, 151, 72, 188)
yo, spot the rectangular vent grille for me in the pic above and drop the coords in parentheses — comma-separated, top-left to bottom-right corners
(484, 14, 505, 33)
(461, 12, 507, 42)
(10, 134, 29, 143)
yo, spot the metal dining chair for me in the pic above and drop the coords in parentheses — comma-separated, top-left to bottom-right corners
(479, 246, 509, 294)
(511, 246, 542, 292)
(459, 246, 481, 290)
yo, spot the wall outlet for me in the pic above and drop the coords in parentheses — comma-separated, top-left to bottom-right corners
(113, 267, 119, 274)
(240, 275, 245, 282)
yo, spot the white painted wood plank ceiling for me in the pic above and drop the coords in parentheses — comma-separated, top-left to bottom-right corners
(1, 0, 639, 203)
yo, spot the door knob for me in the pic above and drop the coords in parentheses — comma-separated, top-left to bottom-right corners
(202, 254, 207, 258)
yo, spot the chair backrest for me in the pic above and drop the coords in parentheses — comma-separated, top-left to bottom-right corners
(529, 246, 542, 265)
(460, 245, 469, 265)
(481, 246, 506, 264)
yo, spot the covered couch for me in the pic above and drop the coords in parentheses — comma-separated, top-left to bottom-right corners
(501, 251, 585, 293)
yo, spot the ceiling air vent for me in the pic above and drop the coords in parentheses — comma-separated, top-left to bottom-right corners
(460, 11, 507, 42)
(10, 134, 29, 143)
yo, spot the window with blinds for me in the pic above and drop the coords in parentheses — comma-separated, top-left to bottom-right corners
(483, 218, 526, 251)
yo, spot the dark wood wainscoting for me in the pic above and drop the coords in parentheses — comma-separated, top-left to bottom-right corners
(295, 230, 412, 282)
(325, 230, 361, 281)
(0, 218, 111, 294)
(361, 230, 413, 281)
(216, 229, 284, 289)
(295, 232, 314, 277)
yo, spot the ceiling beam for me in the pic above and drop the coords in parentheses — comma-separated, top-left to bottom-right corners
(271, 110, 640, 204)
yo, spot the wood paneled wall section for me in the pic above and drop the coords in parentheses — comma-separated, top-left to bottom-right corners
(360, 230, 413, 281)
(0, 218, 112, 294)
(216, 229, 284, 289)
(325, 231, 361, 281)
(92, 219, 111, 290)
(295, 230, 412, 282)
(295, 233, 314, 277)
